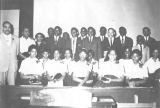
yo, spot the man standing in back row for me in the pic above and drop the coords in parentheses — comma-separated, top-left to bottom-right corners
(113, 26, 133, 59)
(0, 21, 19, 85)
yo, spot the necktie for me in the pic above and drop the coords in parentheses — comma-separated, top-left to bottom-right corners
(89, 37, 91, 43)
(102, 36, 104, 41)
(110, 38, 112, 46)
(140, 45, 143, 54)
(122, 37, 124, 44)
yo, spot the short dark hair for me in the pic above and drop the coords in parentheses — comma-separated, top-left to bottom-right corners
(71, 27, 78, 32)
(28, 44, 37, 52)
(143, 27, 150, 32)
(64, 48, 73, 58)
(81, 27, 87, 32)
(35, 33, 45, 39)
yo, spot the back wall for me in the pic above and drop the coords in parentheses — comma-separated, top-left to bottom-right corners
(34, 0, 160, 45)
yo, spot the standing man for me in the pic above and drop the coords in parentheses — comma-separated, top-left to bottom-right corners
(83, 27, 101, 60)
(76, 27, 88, 60)
(45, 27, 55, 59)
(106, 28, 116, 50)
(98, 26, 108, 58)
(142, 27, 157, 55)
(19, 27, 35, 59)
(54, 26, 64, 55)
(113, 26, 133, 59)
(0, 21, 19, 85)
(71, 27, 79, 60)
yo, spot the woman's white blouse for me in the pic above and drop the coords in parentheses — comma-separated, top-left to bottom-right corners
(73, 61, 90, 78)
(122, 60, 148, 79)
(19, 57, 43, 75)
(46, 59, 65, 77)
(99, 61, 125, 78)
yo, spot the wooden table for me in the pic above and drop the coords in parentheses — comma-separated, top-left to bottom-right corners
(0, 86, 158, 108)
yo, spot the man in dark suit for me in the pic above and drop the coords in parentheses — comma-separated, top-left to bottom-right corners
(54, 26, 65, 58)
(75, 27, 88, 60)
(70, 27, 79, 61)
(83, 27, 101, 60)
(45, 27, 55, 59)
(98, 26, 108, 58)
(142, 27, 157, 56)
(113, 26, 133, 59)
(106, 28, 116, 50)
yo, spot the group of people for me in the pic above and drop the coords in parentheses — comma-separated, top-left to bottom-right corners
(0, 21, 160, 87)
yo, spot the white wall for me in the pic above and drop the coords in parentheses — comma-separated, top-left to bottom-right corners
(0, 10, 20, 36)
(34, 0, 160, 45)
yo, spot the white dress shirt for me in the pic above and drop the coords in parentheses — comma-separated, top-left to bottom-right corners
(20, 36, 35, 53)
(120, 36, 125, 44)
(71, 37, 77, 55)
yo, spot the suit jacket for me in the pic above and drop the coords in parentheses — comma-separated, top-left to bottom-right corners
(113, 36, 133, 59)
(133, 45, 150, 64)
(0, 34, 19, 72)
(83, 37, 102, 60)
(98, 36, 108, 58)
(45, 37, 65, 59)
(143, 36, 156, 55)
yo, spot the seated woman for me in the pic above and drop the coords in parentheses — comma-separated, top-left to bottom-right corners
(62, 48, 75, 73)
(99, 50, 108, 63)
(125, 49, 148, 87)
(119, 47, 133, 66)
(98, 49, 125, 86)
(62, 48, 77, 86)
(46, 49, 66, 87)
(87, 49, 98, 70)
(144, 48, 160, 75)
(19, 45, 43, 84)
(72, 49, 91, 86)
(39, 49, 51, 73)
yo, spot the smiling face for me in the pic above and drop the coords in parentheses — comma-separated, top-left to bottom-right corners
(29, 48, 37, 58)
(108, 50, 117, 61)
(108, 28, 114, 37)
(132, 53, 140, 64)
(42, 51, 49, 59)
(3, 22, 12, 35)
(65, 50, 71, 59)
(71, 29, 78, 38)
(79, 51, 87, 61)
(54, 50, 60, 60)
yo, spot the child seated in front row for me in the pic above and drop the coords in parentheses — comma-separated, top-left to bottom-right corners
(19, 45, 43, 84)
